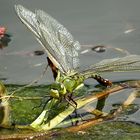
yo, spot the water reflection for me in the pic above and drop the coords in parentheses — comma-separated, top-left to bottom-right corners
(0, 27, 11, 49)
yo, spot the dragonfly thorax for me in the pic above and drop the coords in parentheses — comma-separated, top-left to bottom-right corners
(62, 78, 77, 93)
(50, 75, 84, 99)
(62, 75, 84, 93)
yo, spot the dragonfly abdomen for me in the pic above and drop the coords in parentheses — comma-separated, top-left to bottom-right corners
(82, 72, 112, 87)
(94, 75, 112, 87)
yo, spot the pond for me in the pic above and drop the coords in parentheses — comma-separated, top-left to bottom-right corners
(0, 0, 140, 139)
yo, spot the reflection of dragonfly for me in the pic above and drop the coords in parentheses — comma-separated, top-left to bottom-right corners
(15, 5, 140, 107)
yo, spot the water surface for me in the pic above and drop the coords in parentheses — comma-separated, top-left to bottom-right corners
(0, 1, 140, 137)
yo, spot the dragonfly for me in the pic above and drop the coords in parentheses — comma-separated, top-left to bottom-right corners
(15, 5, 140, 108)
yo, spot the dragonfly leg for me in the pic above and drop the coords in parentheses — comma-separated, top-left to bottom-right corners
(67, 94, 84, 122)
(68, 93, 77, 108)
(73, 110, 79, 125)
(65, 97, 77, 109)
(68, 110, 79, 126)
(69, 111, 84, 126)
(64, 94, 77, 109)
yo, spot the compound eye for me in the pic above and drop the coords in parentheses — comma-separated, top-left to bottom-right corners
(50, 89, 59, 99)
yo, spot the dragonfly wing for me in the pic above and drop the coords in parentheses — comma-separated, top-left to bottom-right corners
(36, 10, 80, 72)
(15, 5, 62, 71)
(82, 55, 140, 73)
(15, 5, 41, 38)
(15, 5, 81, 73)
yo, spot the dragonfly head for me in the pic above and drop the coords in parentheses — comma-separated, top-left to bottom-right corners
(50, 82, 66, 99)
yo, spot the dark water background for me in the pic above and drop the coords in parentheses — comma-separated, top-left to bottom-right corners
(0, 0, 140, 84)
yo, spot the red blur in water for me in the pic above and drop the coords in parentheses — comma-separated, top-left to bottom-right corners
(0, 27, 6, 38)
(0, 26, 11, 49)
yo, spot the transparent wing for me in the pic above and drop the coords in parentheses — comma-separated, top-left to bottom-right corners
(36, 10, 80, 70)
(15, 5, 63, 72)
(15, 5, 41, 38)
(82, 55, 140, 74)
(15, 5, 81, 73)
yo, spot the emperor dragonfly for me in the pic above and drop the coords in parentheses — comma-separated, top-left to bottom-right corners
(15, 5, 140, 108)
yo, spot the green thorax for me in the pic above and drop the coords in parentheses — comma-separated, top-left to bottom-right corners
(49, 71, 85, 99)
(57, 71, 85, 93)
